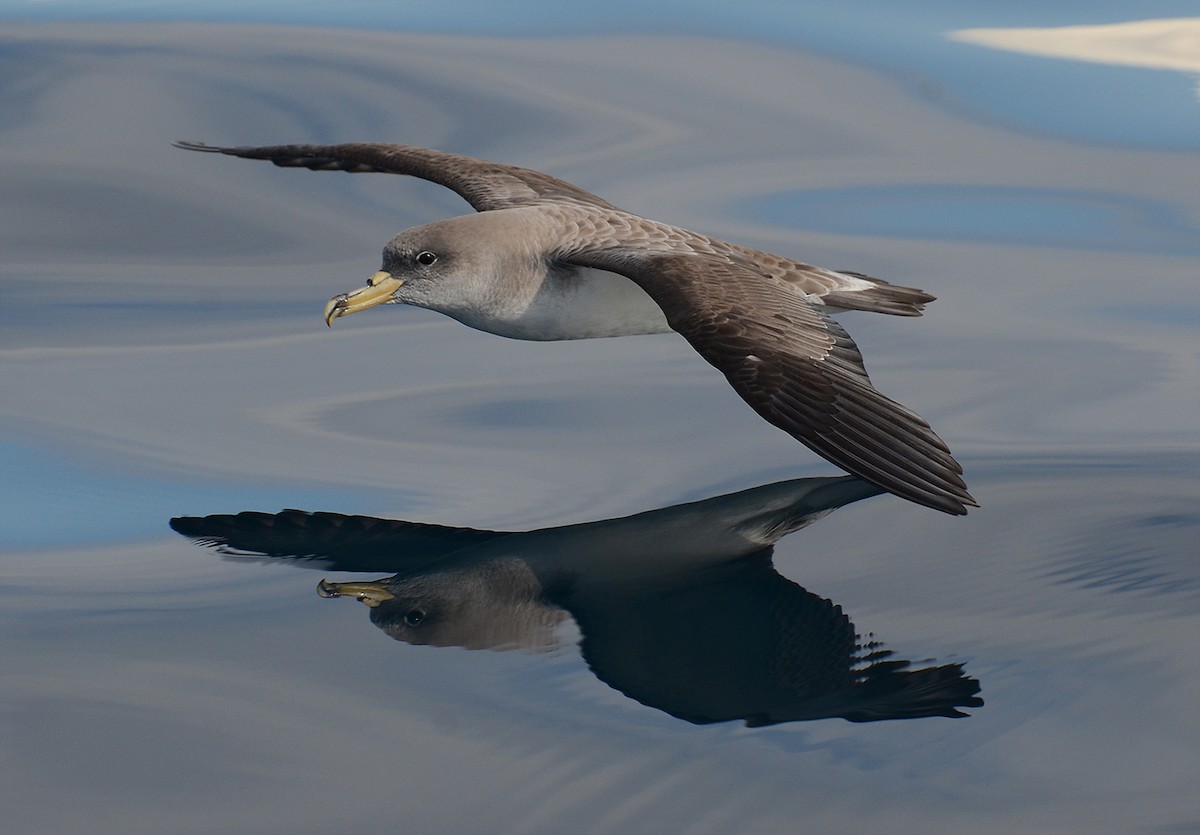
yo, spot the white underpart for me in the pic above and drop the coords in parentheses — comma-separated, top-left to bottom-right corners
(463, 266, 672, 341)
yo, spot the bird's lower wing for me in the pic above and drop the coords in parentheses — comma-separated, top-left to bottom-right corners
(569, 248, 976, 514)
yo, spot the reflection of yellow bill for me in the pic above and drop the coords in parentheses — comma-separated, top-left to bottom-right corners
(323, 271, 404, 326)
(317, 578, 395, 607)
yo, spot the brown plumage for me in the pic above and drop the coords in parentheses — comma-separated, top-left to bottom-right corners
(176, 141, 975, 514)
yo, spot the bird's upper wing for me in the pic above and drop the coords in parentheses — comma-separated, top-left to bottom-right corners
(175, 141, 938, 316)
(565, 243, 976, 515)
(173, 141, 618, 212)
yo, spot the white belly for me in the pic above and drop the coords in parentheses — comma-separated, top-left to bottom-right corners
(463, 266, 673, 341)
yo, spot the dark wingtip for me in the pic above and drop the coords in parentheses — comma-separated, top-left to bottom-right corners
(920, 482, 977, 515)
(168, 515, 199, 534)
(928, 486, 979, 515)
(952, 487, 981, 515)
(173, 140, 224, 153)
(942, 499, 973, 516)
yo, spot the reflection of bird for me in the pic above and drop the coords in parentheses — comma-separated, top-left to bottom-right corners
(172, 477, 983, 725)
(175, 141, 975, 515)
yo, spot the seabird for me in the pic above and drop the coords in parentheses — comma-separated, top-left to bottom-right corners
(175, 141, 976, 514)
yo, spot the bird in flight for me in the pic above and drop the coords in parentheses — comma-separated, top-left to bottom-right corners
(176, 141, 976, 514)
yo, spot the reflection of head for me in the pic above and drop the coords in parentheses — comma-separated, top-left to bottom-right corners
(324, 559, 565, 652)
(327, 547, 982, 723)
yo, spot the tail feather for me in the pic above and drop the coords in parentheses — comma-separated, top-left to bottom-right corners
(823, 271, 936, 316)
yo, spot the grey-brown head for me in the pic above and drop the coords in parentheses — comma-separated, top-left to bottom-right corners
(322, 211, 553, 333)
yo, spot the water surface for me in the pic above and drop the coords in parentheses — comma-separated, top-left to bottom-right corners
(2, 9, 1198, 834)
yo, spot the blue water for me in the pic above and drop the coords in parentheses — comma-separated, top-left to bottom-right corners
(750, 185, 1200, 253)
(2, 5, 1197, 833)
(0, 441, 378, 548)
(5, 0, 1197, 148)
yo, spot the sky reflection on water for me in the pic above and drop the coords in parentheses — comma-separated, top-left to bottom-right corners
(1, 6, 1198, 834)
(6, 0, 1198, 148)
(751, 184, 1200, 254)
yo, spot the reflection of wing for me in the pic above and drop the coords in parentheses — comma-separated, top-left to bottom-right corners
(173, 141, 619, 212)
(569, 248, 975, 514)
(562, 552, 982, 724)
(169, 509, 511, 573)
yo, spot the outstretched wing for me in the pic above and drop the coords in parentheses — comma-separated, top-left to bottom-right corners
(176, 141, 940, 316)
(173, 141, 618, 212)
(568, 247, 976, 515)
(170, 509, 511, 572)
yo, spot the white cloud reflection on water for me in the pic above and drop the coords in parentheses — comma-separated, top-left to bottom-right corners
(950, 17, 1200, 75)
(1, 19, 1198, 835)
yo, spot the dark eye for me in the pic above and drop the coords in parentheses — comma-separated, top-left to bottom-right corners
(416, 251, 437, 266)
(403, 610, 426, 626)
